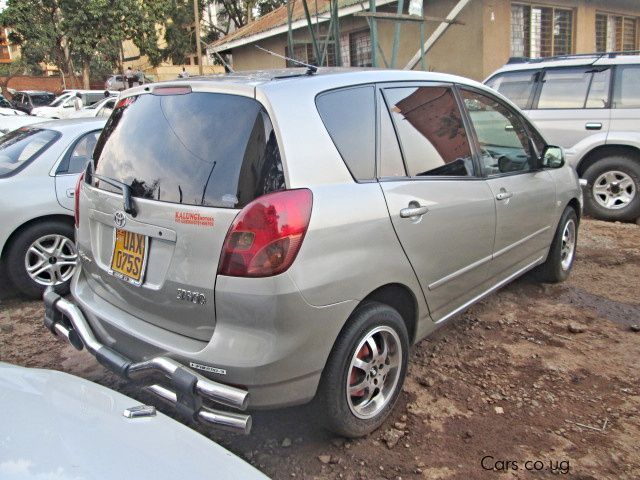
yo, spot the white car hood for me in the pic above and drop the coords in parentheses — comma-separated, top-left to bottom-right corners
(31, 107, 59, 117)
(0, 363, 268, 480)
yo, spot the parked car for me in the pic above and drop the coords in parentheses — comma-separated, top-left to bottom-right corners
(10, 90, 56, 114)
(0, 118, 106, 298)
(0, 94, 25, 115)
(0, 362, 267, 479)
(32, 90, 107, 119)
(485, 52, 640, 222)
(105, 72, 154, 91)
(69, 95, 118, 118)
(0, 114, 49, 136)
(44, 69, 582, 438)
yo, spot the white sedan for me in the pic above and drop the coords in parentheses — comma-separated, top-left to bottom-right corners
(69, 95, 117, 118)
(0, 363, 268, 480)
(0, 118, 106, 297)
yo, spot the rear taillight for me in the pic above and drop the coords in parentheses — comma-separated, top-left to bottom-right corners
(74, 172, 84, 228)
(218, 189, 313, 277)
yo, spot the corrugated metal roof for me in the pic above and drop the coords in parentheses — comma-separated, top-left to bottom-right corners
(211, 0, 374, 50)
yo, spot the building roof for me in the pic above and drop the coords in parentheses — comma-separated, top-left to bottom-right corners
(211, 0, 395, 52)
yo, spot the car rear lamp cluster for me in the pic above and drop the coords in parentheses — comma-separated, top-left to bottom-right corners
(218, 189, 313, 277)
(74, 172, 84, 228)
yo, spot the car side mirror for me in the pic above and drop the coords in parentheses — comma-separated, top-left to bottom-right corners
(541, 145, 564, 169)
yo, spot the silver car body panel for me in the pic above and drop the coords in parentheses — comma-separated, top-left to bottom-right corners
(70, 69, 582, 408)
(0, 119, 106, 257)
(0, 363, 267, 479)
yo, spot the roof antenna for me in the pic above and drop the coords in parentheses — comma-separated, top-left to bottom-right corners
(255, 44, 318, 75)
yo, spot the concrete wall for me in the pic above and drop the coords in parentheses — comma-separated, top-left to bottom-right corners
(225, 0, 640, 81)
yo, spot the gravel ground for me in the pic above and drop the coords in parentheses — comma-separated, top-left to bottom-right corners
(1, 218, 639, 479)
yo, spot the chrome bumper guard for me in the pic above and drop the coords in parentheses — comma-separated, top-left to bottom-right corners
(43, 288, 251, 434)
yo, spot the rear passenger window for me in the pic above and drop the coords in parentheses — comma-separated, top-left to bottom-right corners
(383, 86, 474, 177)
(485, 70, 538, 109)
(613, 65, 640, 108)
(316, 86, 375, 181)
(538, 68, 611, 109)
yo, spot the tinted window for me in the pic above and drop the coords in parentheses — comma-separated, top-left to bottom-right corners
(93, 92, 284, 208)
(316, 86, 375, 180)
(57, 131, 101, 174)
(585, 69, 611, 108)
(0, 128, 59, 177)
(378, 92, 405, 177)
(461, 89, 534, 175)
(383, 86, 473, 177)
(613, 65, 640, 108)
(0, 98, 11, 108)
(31, 94, 54, 106)
(538, 68, 608, 109)
(485, 70, 538, 109)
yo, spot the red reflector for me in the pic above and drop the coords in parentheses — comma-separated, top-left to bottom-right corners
(152, 86, 192, 96)
(115, 97, 135, 109)
(218, 189, 313, 277)
(74, 172, 84, 228)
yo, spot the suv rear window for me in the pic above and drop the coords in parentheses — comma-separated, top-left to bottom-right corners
(613, 65, 640, 109)
(92, 92, 285, 208)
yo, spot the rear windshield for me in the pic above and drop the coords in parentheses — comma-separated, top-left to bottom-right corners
(0, 128, 60, 177)
(92, 92, 285, 208)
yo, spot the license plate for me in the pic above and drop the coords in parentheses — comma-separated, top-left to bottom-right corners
(109, 229, 148, 286)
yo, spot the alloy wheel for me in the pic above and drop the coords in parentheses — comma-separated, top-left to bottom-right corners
(560, 219, 576, 271)
(24, 234, 78, 286)
(346, 326, 402, 419)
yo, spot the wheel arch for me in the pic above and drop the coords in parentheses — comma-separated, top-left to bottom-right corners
(356, 283, 419, 344)
(567, 197, 582, 223)
(576, 144, 640, 177)
(1, 214, 74, 258)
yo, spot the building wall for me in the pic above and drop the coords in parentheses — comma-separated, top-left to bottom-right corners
(226, 0, 640, 80)
(482, 0, 640, 79)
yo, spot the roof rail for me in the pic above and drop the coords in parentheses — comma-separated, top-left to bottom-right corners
(507, 50, 640, 65)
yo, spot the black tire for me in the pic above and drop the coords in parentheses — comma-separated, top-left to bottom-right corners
(6, 220, 76, 299)
(316, 302, 409, 438)
(536, 207, 578, 283)
(583, 156, 640, 222)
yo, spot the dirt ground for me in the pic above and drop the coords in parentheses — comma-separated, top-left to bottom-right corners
(1, 218, 639, 480)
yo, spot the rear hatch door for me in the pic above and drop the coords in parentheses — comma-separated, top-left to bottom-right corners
(80, 86, 284, 341)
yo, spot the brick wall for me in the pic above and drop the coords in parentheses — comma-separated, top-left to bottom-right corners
(0, 76, 104, 97)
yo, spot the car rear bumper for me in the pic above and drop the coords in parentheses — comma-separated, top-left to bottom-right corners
(64, 268, 356, 409)
(43, 287, 252, 434)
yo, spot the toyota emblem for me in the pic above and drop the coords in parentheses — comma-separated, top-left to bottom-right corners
(114, 211, 126, 228)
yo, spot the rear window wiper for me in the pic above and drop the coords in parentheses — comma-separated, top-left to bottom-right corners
(91, 173, 137, 217)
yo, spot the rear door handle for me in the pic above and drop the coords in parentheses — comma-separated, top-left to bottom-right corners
(585, 122, 602, 131)
(495, 191, 513, 201)
(400, 205, 429, 218)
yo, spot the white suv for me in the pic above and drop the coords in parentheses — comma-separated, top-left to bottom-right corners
(486, 53, 640, 222)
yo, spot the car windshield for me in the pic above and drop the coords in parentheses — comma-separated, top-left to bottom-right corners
(0, 98, 12, 108)
(0, 128, 59, 177)
(31, 94, 55, 106)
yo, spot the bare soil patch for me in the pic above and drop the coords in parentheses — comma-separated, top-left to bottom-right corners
(1, 219, 639, 479)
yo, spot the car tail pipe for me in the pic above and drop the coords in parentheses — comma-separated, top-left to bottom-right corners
(43, 288, 251, 434)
